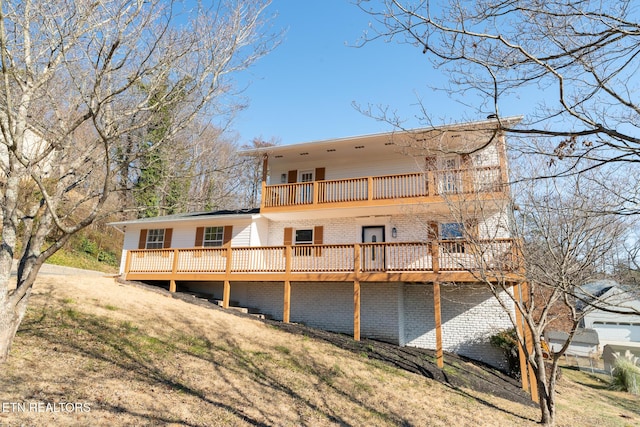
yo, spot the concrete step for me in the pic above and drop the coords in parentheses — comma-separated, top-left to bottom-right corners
(214, 299, 271, 319)
(227, 306, 249, 314)
(250, 313, 273, 320)
(215, 299, 240, 307)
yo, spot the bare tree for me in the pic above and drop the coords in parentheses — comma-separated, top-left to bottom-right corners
(0, 0, 279, 363)
(439, 157, 636, 425)
(356, 0, 640, 211)
(239, 137, 278, 208)
(183, 122, 250, 211)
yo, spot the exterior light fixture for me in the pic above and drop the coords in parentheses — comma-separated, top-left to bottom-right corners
(392, 227, 397, 238)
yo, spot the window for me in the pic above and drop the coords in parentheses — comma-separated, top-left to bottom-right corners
(146, 229, 165, 249)
(203, 226, 224, 247)
(440, 223, 464, 240)
(440, 223, 465, 253)
(294, 228, 313, 256)
(439, 156, 461, 194)
(298, 170, 314, 203)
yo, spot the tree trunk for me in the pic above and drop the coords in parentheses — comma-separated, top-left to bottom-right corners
(0, 290, 31, 364)
(535, 353, 557, 426)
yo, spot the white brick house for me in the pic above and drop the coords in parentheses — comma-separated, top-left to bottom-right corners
(110, 118, 521, 368)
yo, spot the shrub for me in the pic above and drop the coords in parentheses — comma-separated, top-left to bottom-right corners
(80, 237, 98, 256)
(97, 250, 119, 266)
(490, 328, 520, 379)
(610, 350, 640, 395)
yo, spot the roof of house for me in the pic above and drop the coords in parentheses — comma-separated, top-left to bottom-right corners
(238, 116, 523, 159)
(546, 328, 600, 345)
(577, 280, 640, 312)
(108, 208, 260, 228)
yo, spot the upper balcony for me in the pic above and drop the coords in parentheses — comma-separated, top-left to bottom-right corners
(260, 165, 508, 212)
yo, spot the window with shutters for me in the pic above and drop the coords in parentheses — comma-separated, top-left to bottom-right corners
(146, 229, 165, 249)
(203, 226, 224, 247)
(294, 228, 313, 256)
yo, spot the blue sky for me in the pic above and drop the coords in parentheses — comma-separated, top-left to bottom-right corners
(233, 1, 491, 146)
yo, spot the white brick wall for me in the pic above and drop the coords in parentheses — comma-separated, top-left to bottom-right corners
(183, 278, 514, 368)
(403, 283, 513, 368)
(265, 212, 502, 246)
(290, 282, 355, 334)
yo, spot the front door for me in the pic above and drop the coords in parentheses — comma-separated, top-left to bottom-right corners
(362, 226, 385, 271)
(439, 156, 461, 194)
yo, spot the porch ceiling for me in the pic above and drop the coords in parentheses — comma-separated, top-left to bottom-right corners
(258, 199, 500, 221)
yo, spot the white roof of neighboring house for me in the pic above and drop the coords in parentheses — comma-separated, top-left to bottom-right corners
(108, 208, 261, 231)
(546, 329, 600, 345)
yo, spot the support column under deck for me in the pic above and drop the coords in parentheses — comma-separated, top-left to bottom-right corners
(433, 281, 444, 368)
(283, 280, 291, 323)
(354, 279, 361, 341)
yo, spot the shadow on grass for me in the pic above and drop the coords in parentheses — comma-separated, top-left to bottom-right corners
(18, 300, 272, 426)
(563, 367, 640, 416)
(268, 321, 538, 423)
(17, 295, 429, 426)
(130, 281, 539, 421)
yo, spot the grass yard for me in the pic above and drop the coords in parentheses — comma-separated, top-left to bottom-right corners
(0, 273, 638, 426)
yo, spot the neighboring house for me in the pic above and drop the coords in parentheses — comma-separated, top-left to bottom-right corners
(0, 116, 54, 177)
(581, 282, 640, 347)
(110, 117, 522, 369)
(546, 329, 600, 357)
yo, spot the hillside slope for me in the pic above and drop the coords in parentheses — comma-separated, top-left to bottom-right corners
(0, 273, 637, 426)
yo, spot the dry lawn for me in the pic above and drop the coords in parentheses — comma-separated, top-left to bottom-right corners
(0, 273, 637, 426)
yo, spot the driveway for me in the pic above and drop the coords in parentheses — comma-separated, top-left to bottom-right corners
(10, 261, 110, 277)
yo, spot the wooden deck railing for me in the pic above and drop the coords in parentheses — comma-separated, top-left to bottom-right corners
(125, 239, 517, 279)
(262, 167, 504, 208)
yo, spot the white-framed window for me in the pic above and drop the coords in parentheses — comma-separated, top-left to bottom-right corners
(440, 222, 464, 240)
(440, 222, 465, 253)
(146, 229, 165, 249)
(299, 170, 314, 182)
(203, 226, 224, 247)
(294, 228, 313, 256)
(295, 229, 313, 245)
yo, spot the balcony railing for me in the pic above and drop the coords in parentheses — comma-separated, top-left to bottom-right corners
(262, 167, 504, 209)
(125, 239, 518, 280)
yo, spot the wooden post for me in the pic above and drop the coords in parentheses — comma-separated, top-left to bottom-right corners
(283, 245, 292, 323)
(223, 247, 232, 309)
(433, 281, 444, 368)
(431, 241, 440, 273)
(521, 281, 539, 403)
(169, 249, 179, 293)
(514, 282, 539, 402)
(354, 243, 361, 341)
(283, 281, 291, 323)
(124, 250, 132, 280)
(354, 279, 361, 341)
(367, 176, 373, 201)
(312, 181, 319, 205)
(513, 283, 530, 394)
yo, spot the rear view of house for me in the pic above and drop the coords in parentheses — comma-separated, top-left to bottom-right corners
(110, 118, 521, 368)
